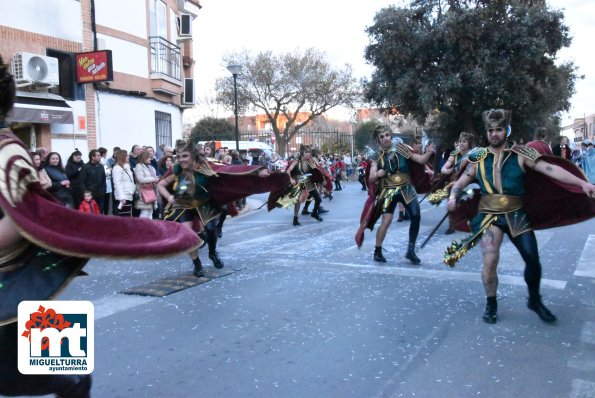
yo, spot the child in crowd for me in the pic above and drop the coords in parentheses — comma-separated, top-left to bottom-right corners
(78, 190, 101, 214)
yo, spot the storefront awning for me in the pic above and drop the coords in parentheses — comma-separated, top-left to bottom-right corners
(9, 95, 74, 125)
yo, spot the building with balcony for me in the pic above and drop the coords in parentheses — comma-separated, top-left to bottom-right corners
(561, 114, 595, 146)
(0, 0, 200, 160)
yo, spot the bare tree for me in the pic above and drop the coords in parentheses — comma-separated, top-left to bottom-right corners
(216, 48, 361, 156)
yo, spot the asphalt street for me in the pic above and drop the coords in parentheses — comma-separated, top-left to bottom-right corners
(39, 180, 595, 398)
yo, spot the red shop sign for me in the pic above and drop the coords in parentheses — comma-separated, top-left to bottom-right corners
(75, 50, 114, 84)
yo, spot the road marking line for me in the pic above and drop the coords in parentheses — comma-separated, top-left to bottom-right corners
(575, 235, 595, 278)
(581, 321, 595, 345)
(567, 359, 595, 372)
(570, 379, 595, 398)
(275, 260, 566, 290)
(93, 294, 155, 321)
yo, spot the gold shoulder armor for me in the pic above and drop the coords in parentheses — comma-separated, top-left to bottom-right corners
(467, 147, 487, 163)
(510, 145, 541, 161)
(450, 149, 460, 157)
(395, 143, 413, 159)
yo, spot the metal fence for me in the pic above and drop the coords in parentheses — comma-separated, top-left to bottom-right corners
(193, 130, 355, 156)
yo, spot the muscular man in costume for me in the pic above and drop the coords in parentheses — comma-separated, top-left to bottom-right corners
(158, 140, 286, 276)
(364, 124, 435, 264)
(446, 109, 595, 324)
(0, 55, 199, 397)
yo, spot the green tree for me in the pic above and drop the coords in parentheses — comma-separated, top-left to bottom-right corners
(215, 48, 361, 156)
(188, 117, 234, 144)
(364, 0, 578, 144)
(354, 121, 379, 154)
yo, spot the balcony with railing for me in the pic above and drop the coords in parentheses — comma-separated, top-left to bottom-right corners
(149, 36, 181, 81)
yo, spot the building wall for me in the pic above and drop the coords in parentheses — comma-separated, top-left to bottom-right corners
(2, 0, 199, 161)
(94, 0, 148, 40)
(561, 114, 595, 146)
(0, 19, 87, 160)
(95, 91, 183, 154)
(0, 0, 82, 43)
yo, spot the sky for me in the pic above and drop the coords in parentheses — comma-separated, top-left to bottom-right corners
(190, 0, 595, 126)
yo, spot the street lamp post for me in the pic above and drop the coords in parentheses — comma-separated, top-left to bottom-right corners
(227, 64, 242, 152)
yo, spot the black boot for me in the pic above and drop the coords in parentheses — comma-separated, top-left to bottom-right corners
(56, 374, 92, 398)
(483, 297, 498, 324)
(301, 202, 311, 215)
(293, 216, 301, 226)
(373, 246, 386, 263)
(198, 231, 208, 249)
(209, 251, 224, 269)
(403, 211, 410, 221)
(397, 211, 404, 222)
(527, 295, 556, 323)
(405, 243, 420, 264)
(216, 224, 223, 238)
(311, 211, 323, 221)
(192, 257, 204, 277)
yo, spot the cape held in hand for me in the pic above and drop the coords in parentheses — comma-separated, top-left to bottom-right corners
(444, 145, 595, 267)
(0, 129, 200, 324)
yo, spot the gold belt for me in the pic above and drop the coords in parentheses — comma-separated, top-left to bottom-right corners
(170, 197, 208, 209)
(383, 173, 410, 187)
(478, 194, 523, 213)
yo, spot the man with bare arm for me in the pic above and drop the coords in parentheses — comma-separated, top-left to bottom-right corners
(446, 109, 595, 324)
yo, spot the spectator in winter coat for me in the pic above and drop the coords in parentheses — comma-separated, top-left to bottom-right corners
(80, 149, 107, 211)
(112, 150, 136, 217)
(78, 190, 101, 214)
(44, 152, 74, 208)
(30, 152, 52, 190)
(65, 150, 85, 208)
(133, 150, 159, 219)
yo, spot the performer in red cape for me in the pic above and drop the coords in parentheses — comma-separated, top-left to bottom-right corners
(355, 124, 435, 264)
(526, 127, 553, 156)
(267, 145, 327, 226)
(445, 109, 595, 325)
(158, 140, 288, 276)
(426, 132, 476, 234)
(0, 56, 199, 398)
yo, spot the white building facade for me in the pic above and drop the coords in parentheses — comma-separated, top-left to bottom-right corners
(0, 0, 200, 161)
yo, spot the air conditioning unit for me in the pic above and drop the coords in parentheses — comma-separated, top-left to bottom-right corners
(178, 14, 192, 37)
(12, 52, 59, 87)
(182, 78, 195, 105)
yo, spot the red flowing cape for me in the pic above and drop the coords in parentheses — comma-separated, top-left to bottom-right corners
(1, 130, 201, 324)
(447, 155, 594, 232)
(208, 163, 290, 206)
(0, 131, 200, 258)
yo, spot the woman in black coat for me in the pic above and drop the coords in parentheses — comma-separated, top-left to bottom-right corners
(44, 152, 74, 208)
(65, 150, 85, 208)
